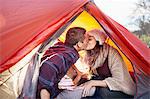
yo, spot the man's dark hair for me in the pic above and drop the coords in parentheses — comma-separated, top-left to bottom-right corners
(65, 27, 86, 47)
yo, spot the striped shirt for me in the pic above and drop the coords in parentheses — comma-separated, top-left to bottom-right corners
(37, 42, 79, 98)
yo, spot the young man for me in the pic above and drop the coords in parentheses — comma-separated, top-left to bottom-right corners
(36, 27, 90, 99)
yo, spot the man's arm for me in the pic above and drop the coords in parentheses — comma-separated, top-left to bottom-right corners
(40, 89, 50, 99)
(72, 65, 89, 85)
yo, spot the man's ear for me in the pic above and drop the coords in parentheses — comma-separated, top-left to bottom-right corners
(70, 32, 75, 37)
(76, 42, 81, 48)
(75, 42, 80, 50)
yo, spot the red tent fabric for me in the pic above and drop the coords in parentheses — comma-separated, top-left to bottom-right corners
(0, 0, 89, 73)
(0, 0, 150, 98)
(86, 3, 150, 75)
(0, 0, 149, 75)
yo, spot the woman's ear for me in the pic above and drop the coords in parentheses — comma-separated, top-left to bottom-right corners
(87, 29, 107, 45)
(98, 38, 104, 45)
(74, 41, 82, 51)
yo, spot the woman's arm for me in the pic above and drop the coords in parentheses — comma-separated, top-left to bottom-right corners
(104, 47, 136, 95)
(90, 80, 107, 87)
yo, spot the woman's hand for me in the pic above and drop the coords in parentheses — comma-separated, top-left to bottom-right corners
(80, 80, 94, 97)
(80, 80, 107, 97)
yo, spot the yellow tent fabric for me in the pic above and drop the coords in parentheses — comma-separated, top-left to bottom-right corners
(59, 11, 133, 72)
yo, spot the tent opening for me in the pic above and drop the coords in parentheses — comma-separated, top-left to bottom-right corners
(0, 10, 137, 99)
(59, 10, 134, 73)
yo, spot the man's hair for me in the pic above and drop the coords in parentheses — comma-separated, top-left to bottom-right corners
(65, 27, 86, 47)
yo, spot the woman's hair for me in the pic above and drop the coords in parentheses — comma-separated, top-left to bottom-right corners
(87, 29, 107, 45)
(65, 27, 86, 47)
(85, 41, 102, 66)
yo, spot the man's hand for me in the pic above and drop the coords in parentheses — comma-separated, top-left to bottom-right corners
(40, 89, 50, 99)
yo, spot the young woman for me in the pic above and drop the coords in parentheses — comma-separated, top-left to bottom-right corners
(80, 29, 136, 98)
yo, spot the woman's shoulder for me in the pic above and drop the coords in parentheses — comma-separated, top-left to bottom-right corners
(103, 43, 119, 54)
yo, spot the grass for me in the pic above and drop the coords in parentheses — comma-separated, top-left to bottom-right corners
(138, 34, 150, 48)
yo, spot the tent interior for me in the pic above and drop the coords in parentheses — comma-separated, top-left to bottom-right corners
(0, 10, 135, 99)
(58, 11, 134, 72)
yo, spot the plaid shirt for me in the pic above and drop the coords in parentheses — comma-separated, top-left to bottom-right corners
(37, 42, 79, 98)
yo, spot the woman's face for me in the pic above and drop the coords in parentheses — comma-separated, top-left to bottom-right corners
(85, 36, 97, 50)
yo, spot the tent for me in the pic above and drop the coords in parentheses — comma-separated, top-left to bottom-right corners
(0, 0, 149, 99)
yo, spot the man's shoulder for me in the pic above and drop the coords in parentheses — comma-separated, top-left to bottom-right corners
(54, 42, 64, 46)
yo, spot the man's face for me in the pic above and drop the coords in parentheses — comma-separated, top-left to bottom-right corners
(77, 34, 97, 50)
(77, 34, 90, 50)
